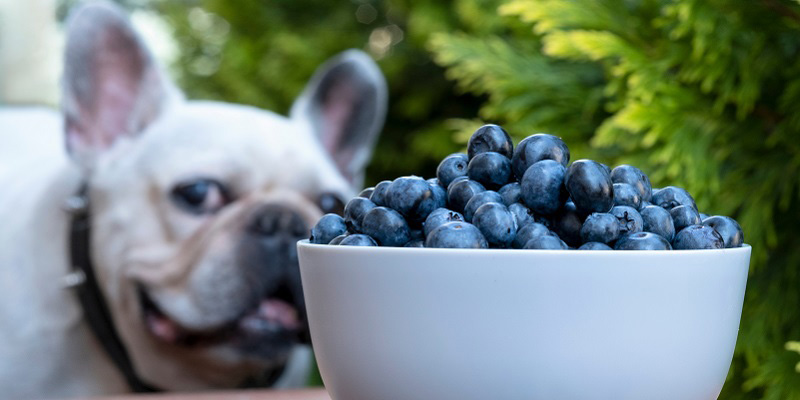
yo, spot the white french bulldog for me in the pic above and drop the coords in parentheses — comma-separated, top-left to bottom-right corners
(0, 2, 386, 398)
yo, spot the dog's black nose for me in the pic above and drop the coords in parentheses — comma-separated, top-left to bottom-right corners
(249, 204, 309, 238)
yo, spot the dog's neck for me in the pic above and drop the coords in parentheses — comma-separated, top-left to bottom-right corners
(65, 183, 162, 392)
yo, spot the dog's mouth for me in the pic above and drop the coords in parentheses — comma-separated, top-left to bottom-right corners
(138, 283, 305, 348)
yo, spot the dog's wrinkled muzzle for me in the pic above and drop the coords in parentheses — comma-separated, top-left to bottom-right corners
(138, 203, 313, 353)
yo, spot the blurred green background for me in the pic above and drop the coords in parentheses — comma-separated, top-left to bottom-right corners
(52, 0, 800, 398)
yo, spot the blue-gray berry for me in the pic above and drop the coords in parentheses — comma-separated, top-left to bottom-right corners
(520, 159, 568, 215)
(640, 205, 675, 242)
(425, 221, 488, 249)
(361, 207, 411, 247)
(472, 202, 517, 248)
(310, 213, 347, 244)
(672, 225, 724, 250)
(615, 232, 672, 250)
(565, 159, 614, 215)
(702, 215, 744, 248)
(511, 133, 570, 180)
(580, 213, 620, 244)
(424, 208, 465, 237)
(340, 234, 378, 246)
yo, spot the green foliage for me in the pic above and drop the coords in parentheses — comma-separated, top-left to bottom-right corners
(150, 0, 512, 183)
(431, 0, 800, 398)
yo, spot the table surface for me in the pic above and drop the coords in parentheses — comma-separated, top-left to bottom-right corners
(89, 389, 331, 400)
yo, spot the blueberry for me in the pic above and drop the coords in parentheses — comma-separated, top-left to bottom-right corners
(640, 200, 653, 208)
(468, 124, 513, 160)
(615, 232, 672, 250)
(508, 203, 535, 228)
(447, 179, 486, 213)
(427, 179, 448, 209)
(464, 190, 503, 222)
(310, 213, 347, 244)
(467, 152, 512, 189)
(580, 213, 620, 244)
(579, 242, 613, 250)
(447, 175, 470, 189)
(386, 176, 438, 222)
(472, 202, 517, 248)
(404, 240, 425, 248)
(358, 187, 374, 198)
(670, 205, 701, 233)
(370, 180, 392, 206)
(699, 212, 709, 220)
(702, 216, 744, 248)
(672, 225, 724, 250)
(361, 207, 411, 247)
(498, 182, 521, 206)
(343, 197, 376, 233)
(511, 134, 570, 179)
(410, 229, 425, 241)
(328, 234, 348, 245)
(424, 208, 464, 237)
(520, 159, 568, 215)
(610, 205, 644, 235)
(652, 186, 697, 211)
(600, 163, 612, 176)
(565, 159, 614, 215)
(340, 234, 378, 246)
(523, 235, 569, 250)
(425, 221, 488, 249)
(534, 214, 554, 230)
(512, 222, 551, 248)
(429, 180, 448, 210)
(437, 153, 469, 188)
(610, 165, 652, 202)
(613, 183, 642, 210)
(640, 205, 675, 242)
(551, 200, 584, 247)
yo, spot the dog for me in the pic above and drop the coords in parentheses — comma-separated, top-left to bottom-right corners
(0, 2, 386, 398)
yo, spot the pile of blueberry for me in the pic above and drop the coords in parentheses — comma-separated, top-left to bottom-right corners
(310, 125, 744, 250)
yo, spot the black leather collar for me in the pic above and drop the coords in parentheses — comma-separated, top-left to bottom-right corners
(64, 184, 160, 393)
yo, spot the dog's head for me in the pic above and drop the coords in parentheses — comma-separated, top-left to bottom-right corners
(61, 2, 386, 389)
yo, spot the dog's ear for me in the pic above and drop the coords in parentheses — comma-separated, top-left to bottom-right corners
(291, 50, 387, 188)
(62, 1, 179, 169)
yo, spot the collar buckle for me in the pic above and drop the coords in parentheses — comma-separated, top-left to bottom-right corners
(63, 194, 89, 215)
(61, 270, 87, 289)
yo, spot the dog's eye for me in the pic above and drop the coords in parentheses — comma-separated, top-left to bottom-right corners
(171, 179, 229, 214)
(317, 192, 346, 215)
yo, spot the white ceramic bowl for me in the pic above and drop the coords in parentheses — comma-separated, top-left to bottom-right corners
(297, 241, 750, 400)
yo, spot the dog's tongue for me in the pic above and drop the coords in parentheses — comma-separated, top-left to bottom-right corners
(146, 312, 181, 343)
(260, 298, 301, 330)
(146, 299, 300, 342)
(240, 299, 300, 333)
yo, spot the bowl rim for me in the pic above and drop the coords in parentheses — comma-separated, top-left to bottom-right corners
(298, 239, 751, 256)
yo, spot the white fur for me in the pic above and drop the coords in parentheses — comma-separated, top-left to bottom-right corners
(0, 102, 358, 398)
(0, 108, 128, 397)
(0, 2, 386, 397)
